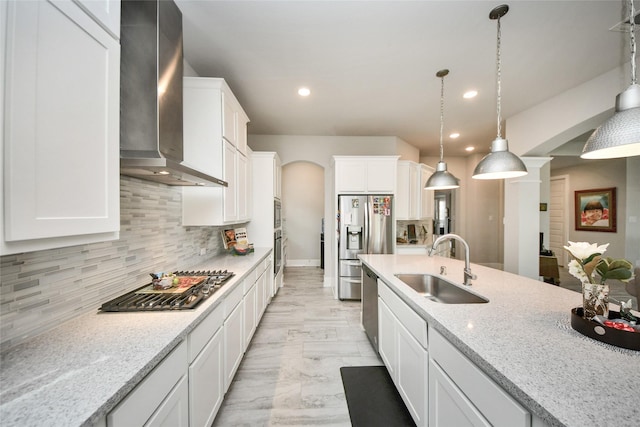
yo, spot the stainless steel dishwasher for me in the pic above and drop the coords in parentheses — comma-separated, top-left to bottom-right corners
(362, 264, 379, 353)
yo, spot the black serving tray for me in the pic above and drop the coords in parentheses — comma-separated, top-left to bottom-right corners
(571, 307, 640, 351)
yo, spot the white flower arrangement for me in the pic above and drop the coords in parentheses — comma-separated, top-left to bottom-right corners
(563, 241, 634, 285)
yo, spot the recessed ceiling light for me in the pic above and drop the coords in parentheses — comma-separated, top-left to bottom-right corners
(298, 87, 311, 97)
(449, 132, 460, 139)
(465, 146, 475, 152)
(463, 90, 478, 99)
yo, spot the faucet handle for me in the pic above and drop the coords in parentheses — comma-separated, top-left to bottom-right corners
(440, 266, 447, 275)
(463, 267, 477, 286)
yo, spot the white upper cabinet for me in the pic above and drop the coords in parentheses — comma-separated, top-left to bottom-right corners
(236, 110, 249, 157)
(397, 161, 435, 220)
(420, 164, 435, 219)
(74, 0, 120, 38)
(223, 93, 237, 146)
(237, 150, 249, 220)
(397, 161, 419, 220)
(223, 141, 238, 222)
(274, 154, 282, 199)
(182, 77, 250, 226)
(247, 151, 281, 250)
(334, 156, 398, 194)
(221, 87, 248, 156)
(2, 0, 120, 255)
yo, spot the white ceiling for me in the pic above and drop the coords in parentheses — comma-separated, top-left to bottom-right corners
(175, 0, 637, 158)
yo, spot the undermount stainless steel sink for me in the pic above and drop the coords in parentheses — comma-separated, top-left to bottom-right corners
(394, 274, 489, 304)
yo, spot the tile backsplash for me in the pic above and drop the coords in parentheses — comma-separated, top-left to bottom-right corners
(396, 220, 433, 244)
(0, 176, 229, 351)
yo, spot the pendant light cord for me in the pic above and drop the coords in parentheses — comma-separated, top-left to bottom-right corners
(631, 0, 637, 85)
(495, 15, 503, 139)
(439, 74, 445, 162)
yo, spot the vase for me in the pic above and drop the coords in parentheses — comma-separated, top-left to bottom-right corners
(582, 283, 609, 319)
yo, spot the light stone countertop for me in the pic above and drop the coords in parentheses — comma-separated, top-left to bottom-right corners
(359, 254, 640, 427)
(0, 248, 272, 427)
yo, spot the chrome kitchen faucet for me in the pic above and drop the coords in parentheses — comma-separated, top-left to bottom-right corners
(429, 234, 476, 286)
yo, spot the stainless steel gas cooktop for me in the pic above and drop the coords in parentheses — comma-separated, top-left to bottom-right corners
(99, 270, 234, 312)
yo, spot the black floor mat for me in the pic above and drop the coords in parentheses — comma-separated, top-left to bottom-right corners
(340, 366, 416, 427)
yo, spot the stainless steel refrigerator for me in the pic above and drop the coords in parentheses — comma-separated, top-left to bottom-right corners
(338, 195, 394, 300)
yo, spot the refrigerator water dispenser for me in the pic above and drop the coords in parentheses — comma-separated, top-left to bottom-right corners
(347, 226, 363, 250)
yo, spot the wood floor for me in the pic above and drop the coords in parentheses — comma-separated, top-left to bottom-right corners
(213, 267, 382, 426)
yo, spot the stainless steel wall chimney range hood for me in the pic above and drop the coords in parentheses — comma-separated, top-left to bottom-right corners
(120, 0, 227, 187)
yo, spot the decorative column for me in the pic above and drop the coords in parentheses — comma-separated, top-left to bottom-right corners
(503, 157, 552, 279)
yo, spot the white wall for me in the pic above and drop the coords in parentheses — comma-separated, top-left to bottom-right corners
(507, 63, 629, 157)
(420, 156, 467, 240)
(282, 161, 324, 266)
(420, 154, 503, 266)
(539, 162, 551, 250)
(395, 138, 420, 162)
(551, 158, 628, 259)
(249, 134, 405, 286)
(504, 62, 634, 275)
(249, 135, 405, 165)
(625, 156, 640, 268)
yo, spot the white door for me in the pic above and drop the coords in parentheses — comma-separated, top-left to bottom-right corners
(550, 176, 569, 266)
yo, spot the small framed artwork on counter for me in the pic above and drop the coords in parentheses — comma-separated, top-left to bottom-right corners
(575, 187, 616, 232)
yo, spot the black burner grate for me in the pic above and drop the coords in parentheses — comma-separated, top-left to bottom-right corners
(99, 270, 234, 312)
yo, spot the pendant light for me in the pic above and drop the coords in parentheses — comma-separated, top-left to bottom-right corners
(425, 69, 460, 190)
(581, 0, 640, 159)
(472, 4, 528, 180)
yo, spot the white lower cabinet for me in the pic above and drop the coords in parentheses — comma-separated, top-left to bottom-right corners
(223, 285, 245, 392)
(107, 341, 188, 427)
(378, 281, 428, 427)
(429, 327, 531, 427)
(397, 320, 428, 426)
(256, 270, 266, 323)
(185, 292, 226, 427)
(146, 376, 189, 427)
(243, 282, 257, 350)
(108, 254, 274, 427)
(378, 298, 397, 379)
(376, 277, 537, 427)
(429, 358, 489, 427)
(256, 257, 273, 321)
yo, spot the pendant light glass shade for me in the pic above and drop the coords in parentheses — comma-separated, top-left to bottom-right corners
(425, 69, 460, 190)
(472, 4, 528, 180)
(581, 0, 640, 159)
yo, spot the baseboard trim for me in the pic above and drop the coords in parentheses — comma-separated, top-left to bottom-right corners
(286, 259, 321, 267)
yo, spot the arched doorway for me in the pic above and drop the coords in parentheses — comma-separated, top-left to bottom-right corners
(281, 161, 325, 268)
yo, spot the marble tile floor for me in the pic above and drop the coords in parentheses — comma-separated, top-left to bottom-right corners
(213, 267, 383, 426)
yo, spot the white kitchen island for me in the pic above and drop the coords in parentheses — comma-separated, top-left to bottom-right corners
(359, 254, 640, 427)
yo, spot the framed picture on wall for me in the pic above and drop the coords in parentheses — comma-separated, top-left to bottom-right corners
(575, 187, 616, 232)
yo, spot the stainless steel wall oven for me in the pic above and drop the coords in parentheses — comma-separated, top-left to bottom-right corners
(274, 199, 281, 229)
(274, 229, 282, 275)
